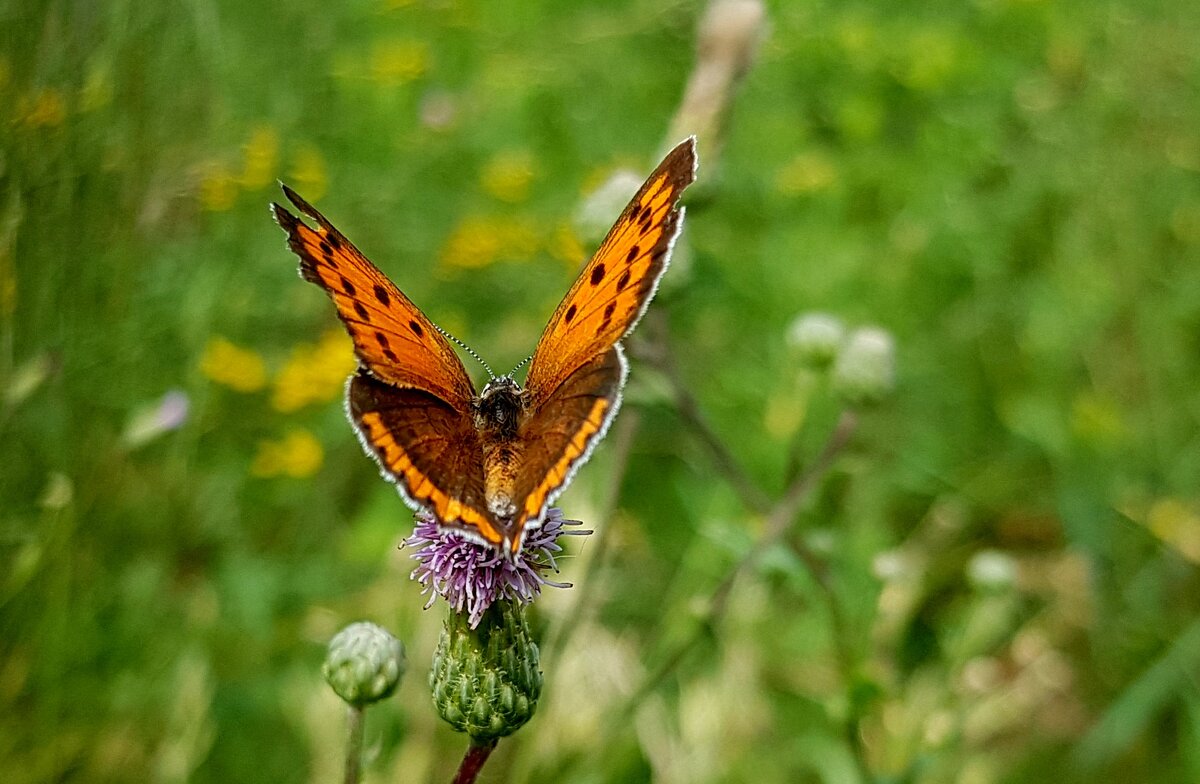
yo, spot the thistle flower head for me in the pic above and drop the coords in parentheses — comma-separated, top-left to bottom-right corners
(404, 508, 590, 629)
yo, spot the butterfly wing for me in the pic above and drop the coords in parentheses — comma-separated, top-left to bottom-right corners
(505, 137, 697, 544)
(524, 137, 697, 406)
(348, 371, 507, 546)
(271, 185, 476, 407)
(511, 348, 626, 531)
(272, 186, 500, 537)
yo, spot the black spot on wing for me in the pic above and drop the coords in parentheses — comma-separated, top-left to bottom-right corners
(376, 331, 390, 349)
(373, 284, 391, 307)
(383, 348, 399, 362)
(354, 302, 370, 321)
(409, 320, 424, 338)
(340, 276, 357, 296)
(626, 245, 640, 263)
(590, 264, 606, 286)
(616, 269, 631, 292)
(564, 303, 577, 323)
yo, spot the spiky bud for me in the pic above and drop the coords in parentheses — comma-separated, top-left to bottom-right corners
(430, 600, 542, 741)
(323, 622, 406, 707)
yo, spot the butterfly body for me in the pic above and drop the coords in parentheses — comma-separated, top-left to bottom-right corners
(474, 376, 526, 520)
(273, 138, 697, 555)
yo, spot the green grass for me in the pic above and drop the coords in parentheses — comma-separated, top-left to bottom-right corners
(3, 0, 1200, 781)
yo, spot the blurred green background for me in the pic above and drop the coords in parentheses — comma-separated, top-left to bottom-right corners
(4, 0, 1200, 781)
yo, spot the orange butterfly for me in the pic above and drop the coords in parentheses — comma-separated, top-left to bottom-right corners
(272, 137, 697, 556)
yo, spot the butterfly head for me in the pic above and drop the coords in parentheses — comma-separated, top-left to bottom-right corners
(475, 375, 525, 438)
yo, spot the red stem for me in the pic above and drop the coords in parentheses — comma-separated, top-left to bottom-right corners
(451, 738, 498, 784)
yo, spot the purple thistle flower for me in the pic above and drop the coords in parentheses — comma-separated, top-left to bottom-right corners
(403, 508, 591, 628)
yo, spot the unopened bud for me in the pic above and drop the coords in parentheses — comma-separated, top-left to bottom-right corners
(431, 601, 542, 741)
(323, 622, 406, 707)
(831, 327, 896, 405)
(787, 312, 846, 368)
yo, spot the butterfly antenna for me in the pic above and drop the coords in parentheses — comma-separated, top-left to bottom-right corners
(434, 324, 495, 379)
(509, 353, 534, 377)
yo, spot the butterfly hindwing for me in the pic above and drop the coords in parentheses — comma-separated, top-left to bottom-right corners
(271, 186, 476, 408)
(513, 347, 626, 530)
(348, 372, 505, 546)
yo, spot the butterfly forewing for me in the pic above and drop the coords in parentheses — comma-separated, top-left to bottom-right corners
(524, 137, 697, 407)
(271, 187, 476, 408)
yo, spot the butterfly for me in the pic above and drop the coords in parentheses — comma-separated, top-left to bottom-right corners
(271, 137, 697, 556)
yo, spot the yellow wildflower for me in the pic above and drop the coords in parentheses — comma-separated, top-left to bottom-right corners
(200, 337, 267, 392)
(18, 88, 66, 128)
(498, 217, 539, 261)
(289, 143, 328, 202)
(440, 214, 542, 269)
(251, 429, 325, 478)
(240, 125, 279, 190)
(441, 215, 504, 269)
(370, 39, 429, 86)
(271, 329, 356, 412)
(480, 150, 535, 203)
(199, 163, 239, 211)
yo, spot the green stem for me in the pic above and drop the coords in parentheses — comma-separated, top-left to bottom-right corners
(343, 704, 365, 784)
(618, 410, 860, 713)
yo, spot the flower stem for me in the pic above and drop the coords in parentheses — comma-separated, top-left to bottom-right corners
(342, 704, 365, 784)
(620, 410, 859, 713)
(452, 738, 498, 784)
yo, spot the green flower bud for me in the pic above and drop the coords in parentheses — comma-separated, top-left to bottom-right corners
(430, 600, 542, 741)
(787, 312, 846, 368)
(831, 326, 896, 406)
(323, 622, 406, 707)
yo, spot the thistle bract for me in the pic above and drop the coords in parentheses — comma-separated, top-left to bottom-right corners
(431, 600, 542, 740)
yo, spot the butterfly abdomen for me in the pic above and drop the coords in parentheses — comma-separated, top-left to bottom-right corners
(472, 376, 529, 525)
